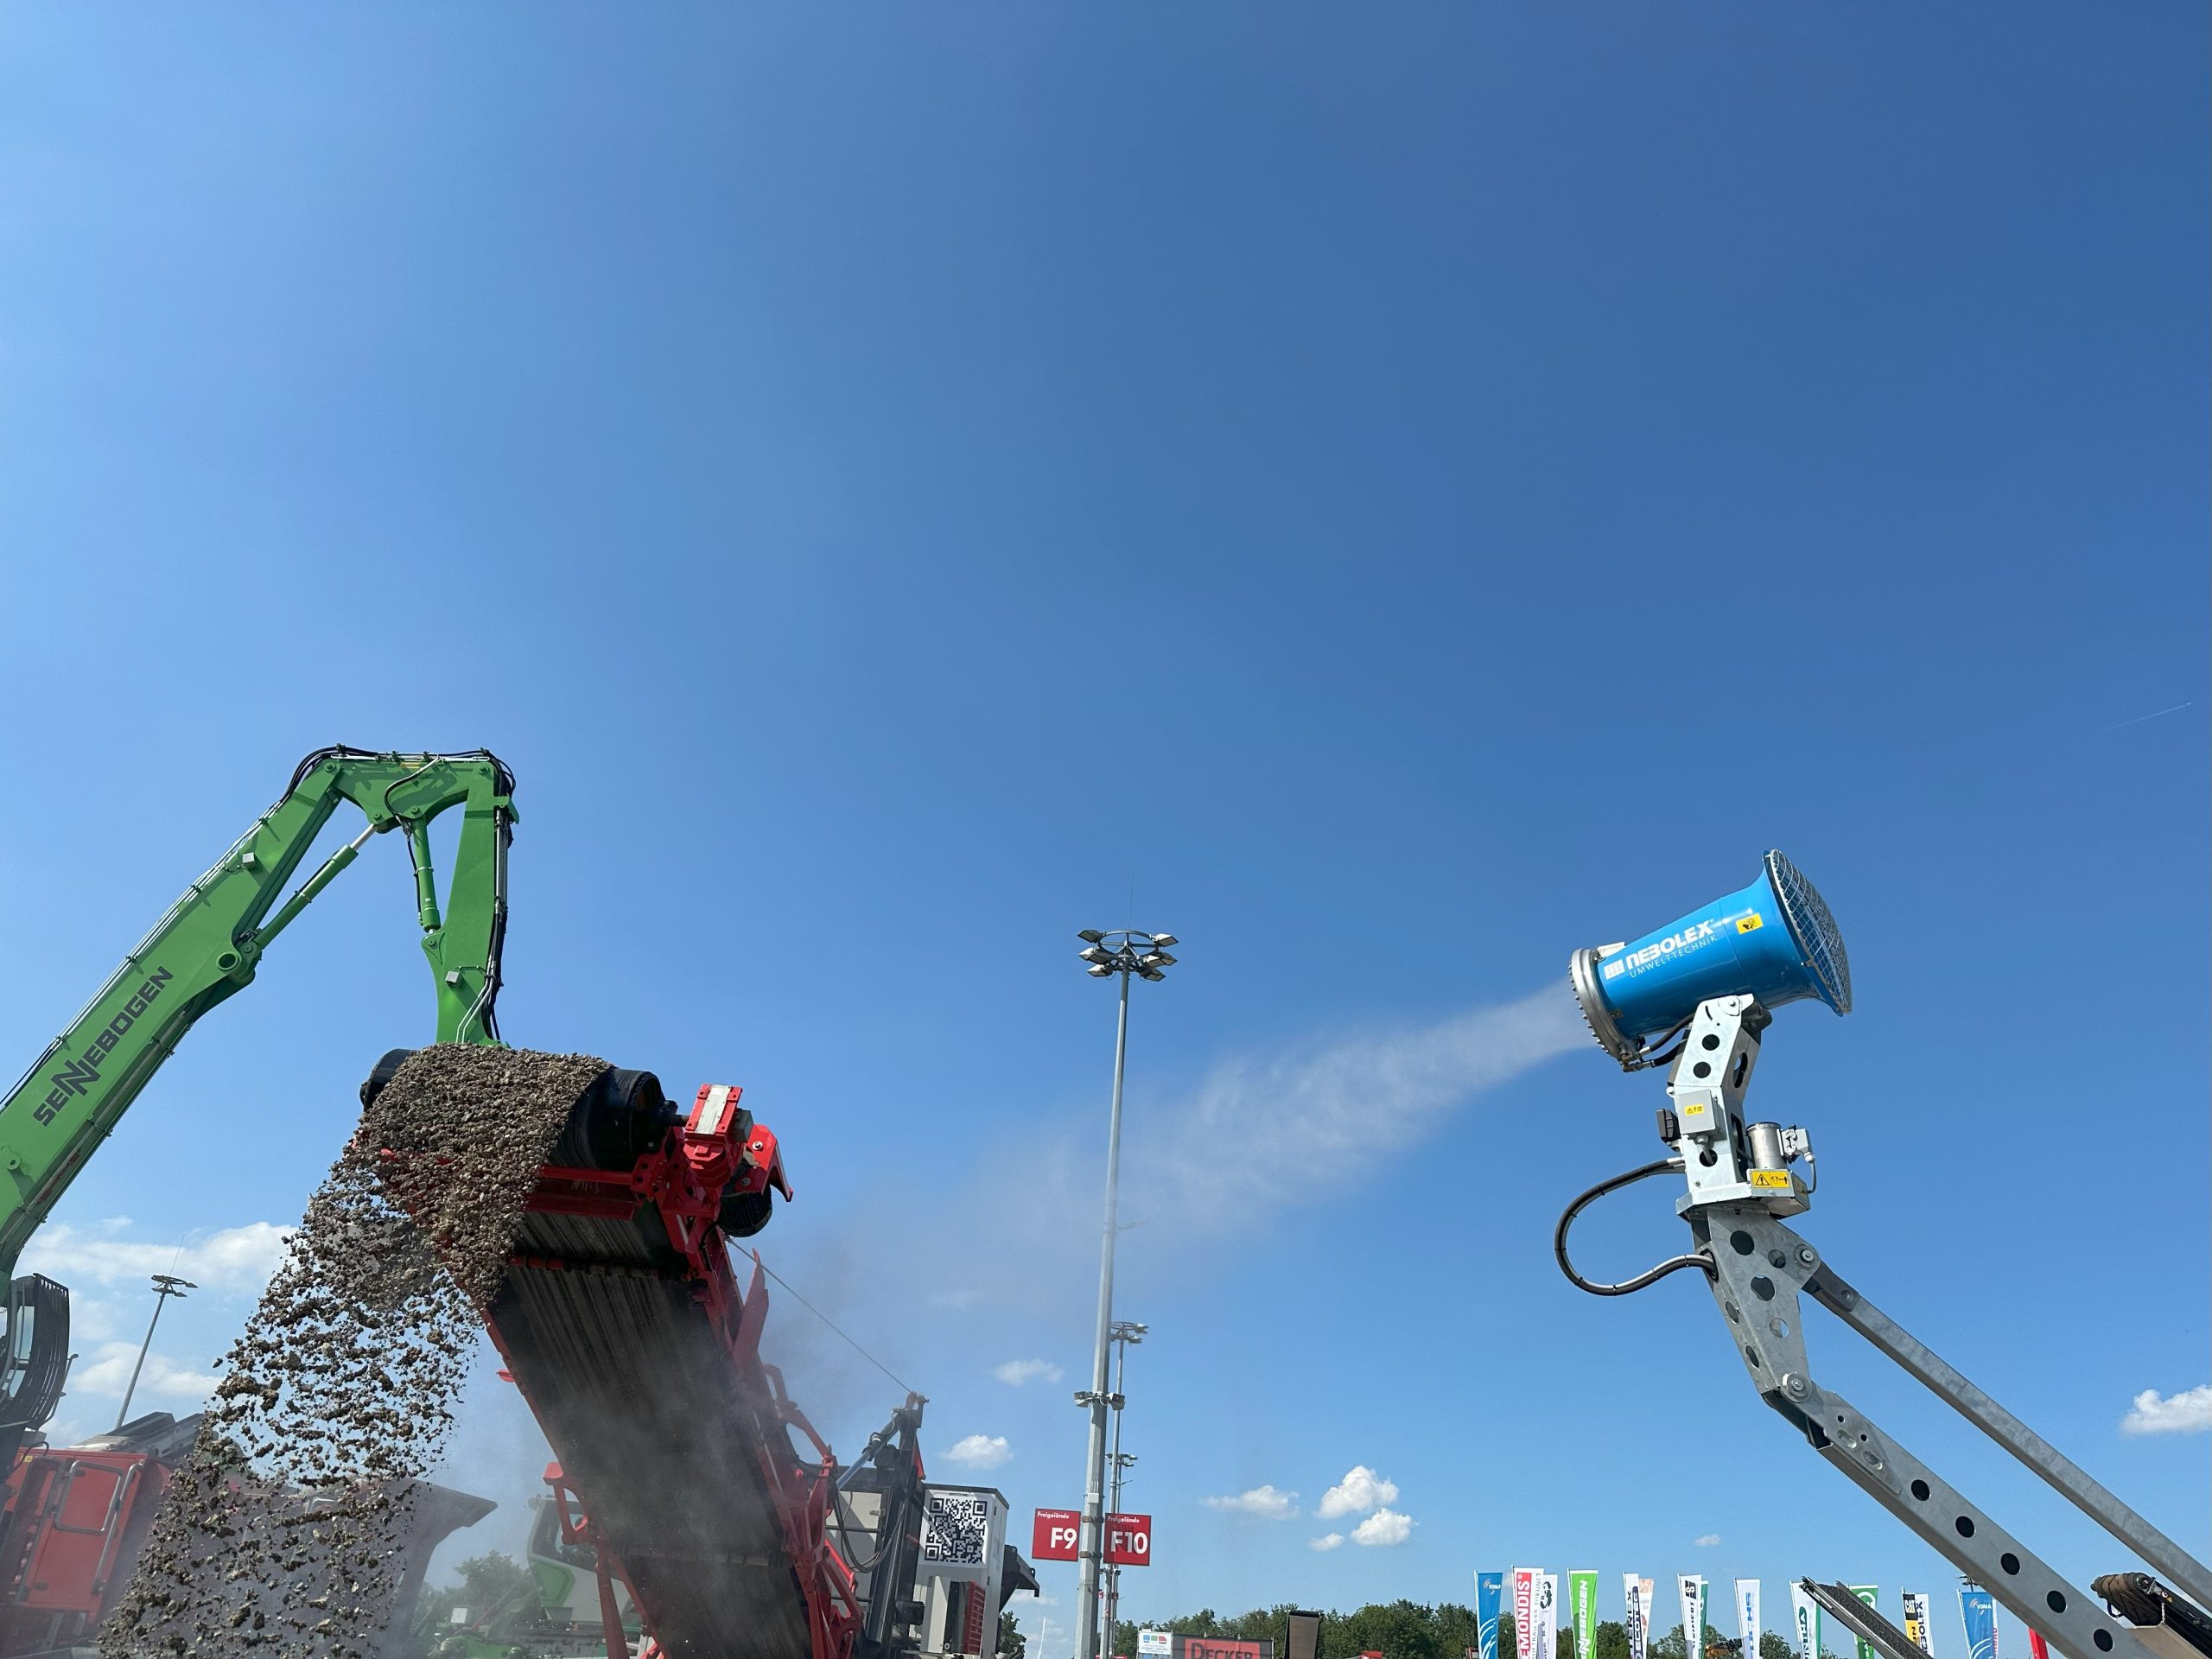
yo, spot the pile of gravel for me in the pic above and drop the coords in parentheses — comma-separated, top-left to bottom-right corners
(102, 1046, 609, 1659)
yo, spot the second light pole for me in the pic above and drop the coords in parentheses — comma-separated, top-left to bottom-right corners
(1103, 1319, 1146, 1659)
(1071, 929, 1177, 1659)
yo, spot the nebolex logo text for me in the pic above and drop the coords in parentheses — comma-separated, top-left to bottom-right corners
(33, 967, 174, 1123)
(1600, 916, 1745, 982)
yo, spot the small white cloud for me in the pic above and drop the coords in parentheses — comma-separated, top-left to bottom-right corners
(1351, 1508, 1414, 1547)
(1203, 1485, 1299, 1519)
(1694, 1534, 1722, 1548)
(2122, 1385, 2212, 1435)
(68, 1341, 219, 1402)
(23, 1220, 294, 1290)
(993, 1359, 1065, 1387)
(1309, 1533, 1345, 1553)
(944, 1433, 1013, 1469)
(1316, 1465, 1399, 1519)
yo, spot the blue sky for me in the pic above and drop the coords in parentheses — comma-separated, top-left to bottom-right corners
(0, 5, 2204, 1657)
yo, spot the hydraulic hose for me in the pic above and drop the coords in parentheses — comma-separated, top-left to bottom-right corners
(1554, 1155, 1714, 1296)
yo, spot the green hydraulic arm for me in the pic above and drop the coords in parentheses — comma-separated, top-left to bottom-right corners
(0, 745, 516, 1450)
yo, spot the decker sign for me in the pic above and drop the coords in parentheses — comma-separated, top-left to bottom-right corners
(1030, 1510, 1153, 1566)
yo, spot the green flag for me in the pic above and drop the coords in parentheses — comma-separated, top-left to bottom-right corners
(1849, 1586, 1880, 1659)
(1572, 1573, 1599, 1659)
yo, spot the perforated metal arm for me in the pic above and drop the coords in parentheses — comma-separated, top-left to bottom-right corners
(1638, 996, 2209, 1659)
(1695, 1198, 2202, 1659)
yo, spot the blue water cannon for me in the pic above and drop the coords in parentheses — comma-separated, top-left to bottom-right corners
(1568, 849, 1851, 1070)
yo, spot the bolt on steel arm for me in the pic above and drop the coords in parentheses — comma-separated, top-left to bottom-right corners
(1559, 995, 2210, 1659)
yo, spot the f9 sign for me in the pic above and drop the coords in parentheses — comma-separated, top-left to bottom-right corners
(1105, 1513, 1152, 1567)
(1033, 1509, 1080, 1562)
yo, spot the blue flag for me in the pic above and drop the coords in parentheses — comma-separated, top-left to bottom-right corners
(1478, 1573, 1505, 1659)
(1959, 1587, 1997, 1659)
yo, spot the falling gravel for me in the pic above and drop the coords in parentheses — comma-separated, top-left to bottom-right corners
(103, 1046, 608, 1659)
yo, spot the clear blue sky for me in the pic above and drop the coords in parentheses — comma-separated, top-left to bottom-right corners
(1, 5, 2203, 1657)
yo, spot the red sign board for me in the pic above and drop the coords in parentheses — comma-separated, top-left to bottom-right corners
(1032, 1508, 1080, 1562)
(1104, 1512, 1152, 1567)
(1184, 1643, 1266, 1659)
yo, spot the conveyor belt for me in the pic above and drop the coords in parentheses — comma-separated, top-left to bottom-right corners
(490, 1201, 817, 1659)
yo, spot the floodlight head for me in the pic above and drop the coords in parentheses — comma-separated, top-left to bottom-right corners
(1087, 963, 1114, 977)
(1151, 933, 1178, 947)
(1569, 849, 1851, 1070)
(1078, 930, 1106, 944)
(1079, 945, 1112, 963)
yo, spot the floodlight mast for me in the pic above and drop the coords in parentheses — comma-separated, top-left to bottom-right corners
(1071, 932, 1175, 1659)
(1556, 987, 2212, 1659)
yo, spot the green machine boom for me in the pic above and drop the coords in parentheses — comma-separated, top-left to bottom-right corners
(0, 745, 516, 1458)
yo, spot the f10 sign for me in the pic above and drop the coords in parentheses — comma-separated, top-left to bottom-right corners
(1105, 1513, 1152, 1567)
(1033, 1509, 1080, 1562)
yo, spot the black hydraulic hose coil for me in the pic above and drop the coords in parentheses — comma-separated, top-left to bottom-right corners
(1554, 1156, 1714, 1296)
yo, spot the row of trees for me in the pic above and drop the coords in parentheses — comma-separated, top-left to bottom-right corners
(1112, 1603, 1823, 1659)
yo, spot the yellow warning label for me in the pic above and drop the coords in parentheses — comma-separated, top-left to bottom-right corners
(1737, 912, 1764, 934)
(1681, 1101, 1708, 1117)
(1749, 1169, 1791, 1190)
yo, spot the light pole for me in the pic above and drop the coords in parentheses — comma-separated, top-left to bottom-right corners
(1103, 1320, 1145, 1658)
(115, 1274, 194, 1429)
(1071, 930, 1177, 1659)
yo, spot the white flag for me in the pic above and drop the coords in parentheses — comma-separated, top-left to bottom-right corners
(1901, 1592, 1934, 1657)
(1737, 1581, 1762, 1658)
(1533, 1574, 1560, 1659)
(1624, 1575, 1649, 1659)
(1790, 1582, 1822, 1659)
(1681, 1576, 1706, 1659)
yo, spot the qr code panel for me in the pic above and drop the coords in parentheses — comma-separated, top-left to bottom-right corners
(923, 1492, 989, 1566)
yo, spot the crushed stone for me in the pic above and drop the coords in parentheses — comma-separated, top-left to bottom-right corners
(101, 1046, 608, 1658)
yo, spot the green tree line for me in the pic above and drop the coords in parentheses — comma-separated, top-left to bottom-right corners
(1112, 1604, 1814, 1659)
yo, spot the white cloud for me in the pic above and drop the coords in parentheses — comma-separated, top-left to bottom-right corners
(1309, 1533, 1345, 1553)
(944, 1433, 1013, 1469)
(1316, 1465, 1400, 1519)
(1204, 1485, 1299, 1519)
(2121, 1385, 2212, 1435)
(1694, 1535, 1722, 1548)
(22, 1219, 294, 1290)
(1351, 1509, 1414, 1548)
(67, 1340, 219, 1403)
(993, 1359, 1065, 1387)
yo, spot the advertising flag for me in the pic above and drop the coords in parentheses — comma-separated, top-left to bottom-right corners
(1478, 1574, 1504, 1659)
(1959, 1587, 1997, 1659)
(1515, 1572, 1541, 1659)
(1533, 1575, 1560, 1659)
(1736, 1581, 1762, 1656)
(1901, 1593, 1933, 1657)
(1573, 1573, 1599, 1659)
(1790, 1582, 1823, 1659)
(1848, 1588, 1881, 1659)
(1681, 1577, 1707, 1659)
(2027, 1635, 2049, 1659)
(1624, 1577, 1649, 1659)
